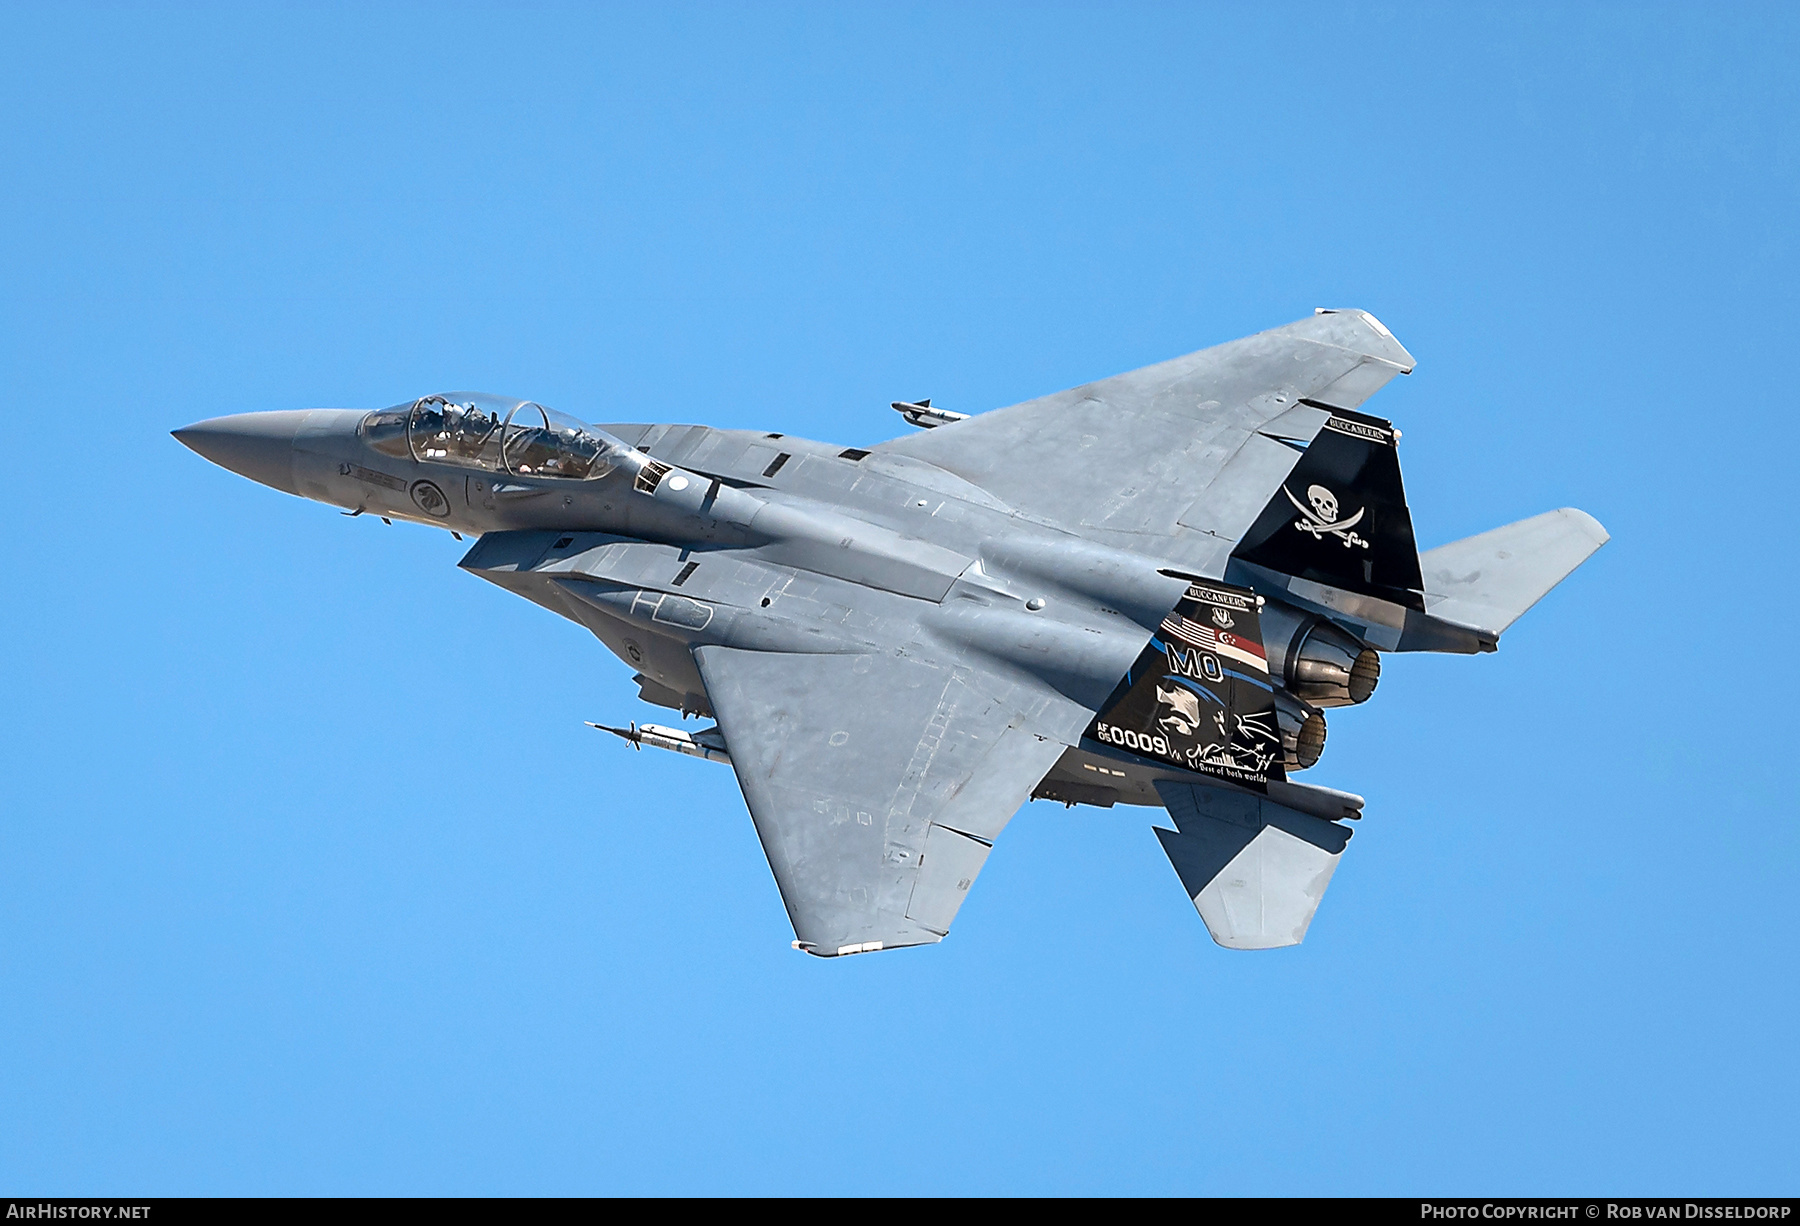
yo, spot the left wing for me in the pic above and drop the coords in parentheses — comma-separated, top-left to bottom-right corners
(874, 311, 1414, 557)
(693, 646, 1082, 956)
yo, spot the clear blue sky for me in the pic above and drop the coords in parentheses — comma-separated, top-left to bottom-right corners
(1, 3, 1794, 1196)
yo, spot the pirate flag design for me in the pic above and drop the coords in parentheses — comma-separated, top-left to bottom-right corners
(1088, 580, 1285, 789)
(1233, 404, 1425, 608)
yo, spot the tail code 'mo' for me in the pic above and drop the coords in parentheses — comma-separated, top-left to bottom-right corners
(1232, 405, 1423, 608)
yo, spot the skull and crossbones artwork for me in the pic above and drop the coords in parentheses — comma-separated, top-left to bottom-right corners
(1284, 482, 1370, 549)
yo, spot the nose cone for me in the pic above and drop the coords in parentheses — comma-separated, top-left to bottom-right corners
(172, 410, 312, 495)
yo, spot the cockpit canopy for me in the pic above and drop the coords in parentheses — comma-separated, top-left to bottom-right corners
(360, 393, 623, 480)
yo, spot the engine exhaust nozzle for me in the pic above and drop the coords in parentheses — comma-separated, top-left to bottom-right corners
(1262, 601, 1381, 708)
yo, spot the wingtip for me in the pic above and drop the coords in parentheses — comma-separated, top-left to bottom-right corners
(1305, 308, 1416, 372)
(1555, 507, 1611, 547)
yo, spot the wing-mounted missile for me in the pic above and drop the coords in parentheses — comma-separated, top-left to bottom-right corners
(891, 399, 970, 430)
(589, 721, 732, 764)
(1089, 578, 1286, 790)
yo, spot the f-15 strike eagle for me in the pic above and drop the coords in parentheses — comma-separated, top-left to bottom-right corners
(174, 311, 1606, 956)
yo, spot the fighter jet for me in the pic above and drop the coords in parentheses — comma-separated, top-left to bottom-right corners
(174, 310, 1606, 956)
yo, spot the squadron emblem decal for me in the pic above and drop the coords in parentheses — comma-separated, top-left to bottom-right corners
(1284, 483, 1370, 549)
(410, 479, 450, 517)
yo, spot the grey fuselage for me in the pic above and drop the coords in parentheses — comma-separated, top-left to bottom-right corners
(175, 404, 1365, 818)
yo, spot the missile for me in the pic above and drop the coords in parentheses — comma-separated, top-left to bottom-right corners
(588, 720, 732, 765)
(891, 398, 970, 430)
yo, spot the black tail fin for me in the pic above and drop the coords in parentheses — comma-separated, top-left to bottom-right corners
(1089, 579, 1285, 790)
(1232, 405, 1423, 607)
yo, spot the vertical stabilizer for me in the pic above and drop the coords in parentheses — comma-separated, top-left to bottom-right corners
(1233, 406, 1423, 607)
(1090, 579, 1285, 789)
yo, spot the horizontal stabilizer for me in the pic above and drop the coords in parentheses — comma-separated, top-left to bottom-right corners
(1153, 780, 1351, 950)
(1418, 508, 1608, 637)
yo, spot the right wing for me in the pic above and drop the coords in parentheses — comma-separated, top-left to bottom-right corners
(875, 311, 1415, 555)
(693, 645, 1085, 956)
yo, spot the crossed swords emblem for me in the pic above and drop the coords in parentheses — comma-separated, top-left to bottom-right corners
(1284, 483, 1370, 549)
